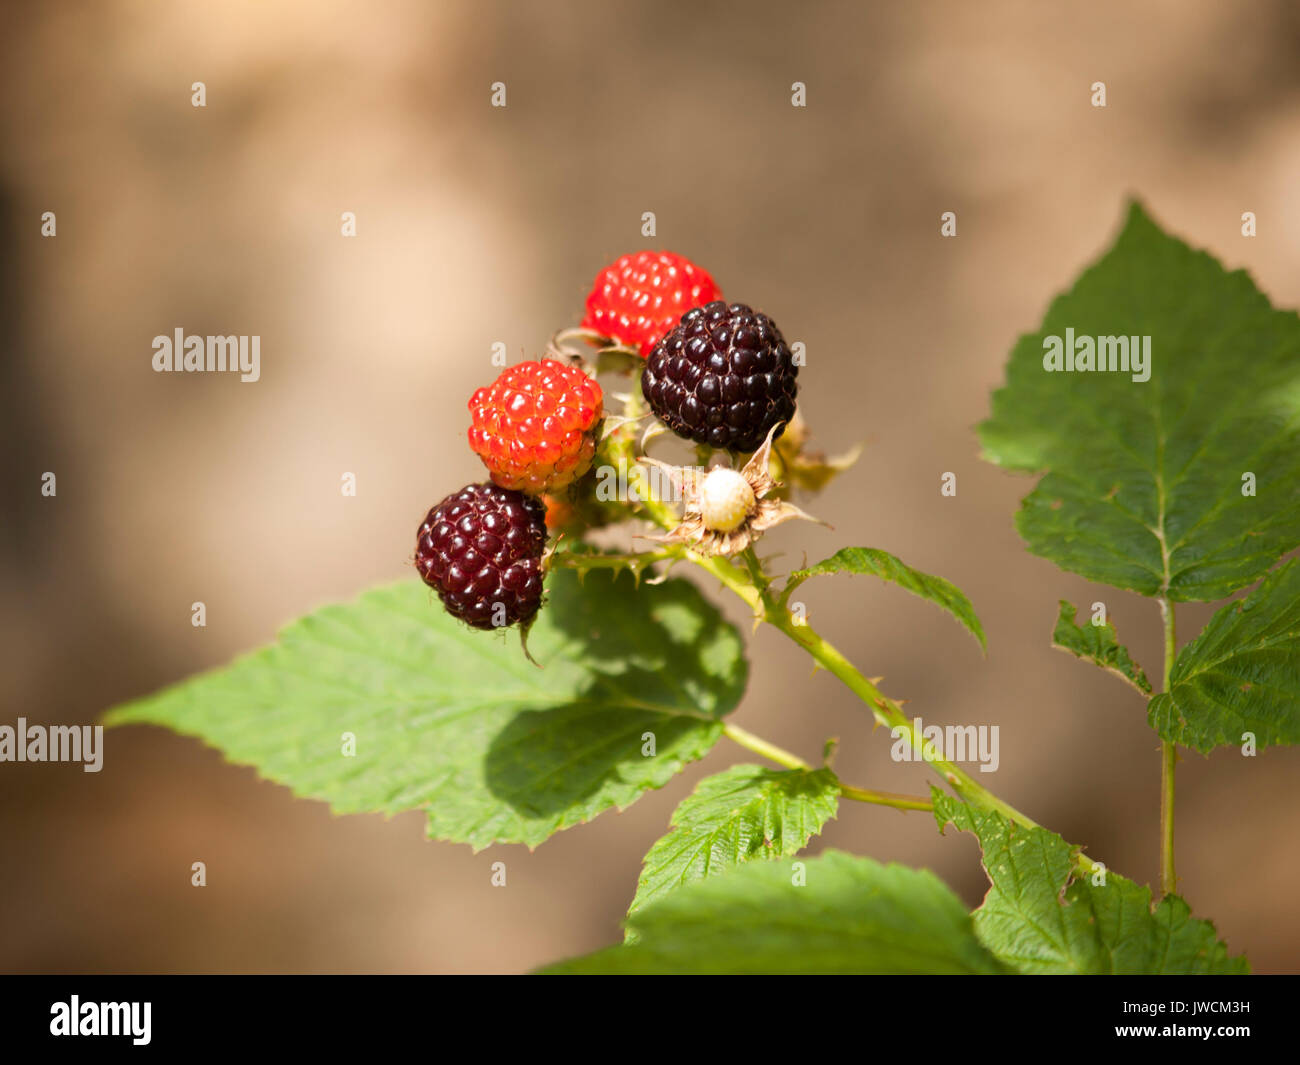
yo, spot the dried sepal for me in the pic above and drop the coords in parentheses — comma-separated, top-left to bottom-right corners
(772, 410, 863, 495)
(640, 424, 825, 557)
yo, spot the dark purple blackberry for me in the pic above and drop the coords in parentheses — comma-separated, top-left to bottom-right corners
(415, 483, 547, 630)
(641, 300, 798, 452)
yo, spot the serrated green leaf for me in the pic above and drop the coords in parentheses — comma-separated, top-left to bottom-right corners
(1051, 599, 1152, 695)
(541, 850, 1005, 974)
(789, 547, 986, 651)
(627, 764, 840, 933)
(933, 791, 1247, 974)
(105, 570, 747, 850)
(979, 201, 1300, 602)
(1149, 560, 1300, 753)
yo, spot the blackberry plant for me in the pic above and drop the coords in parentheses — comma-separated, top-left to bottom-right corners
(107, 211, 1300, 974)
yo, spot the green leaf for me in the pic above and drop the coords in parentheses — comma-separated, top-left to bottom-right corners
(1051, 599, 1152, 695)
(1149, 560, 1300, 753)
(979, 201, 1300, 602)
(788, 547, 986, 651)
(933, 791, 1247, 974)
(626, 764, 840, 932)
(105, 570, 747, 850)
(541, 850, 1005, 974)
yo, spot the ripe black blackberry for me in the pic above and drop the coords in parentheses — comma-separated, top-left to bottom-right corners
(415, 483, 547, 630)
(641, 301, 799, 452)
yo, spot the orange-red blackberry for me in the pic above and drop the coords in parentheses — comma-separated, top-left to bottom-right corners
(468, 359, 603, 495)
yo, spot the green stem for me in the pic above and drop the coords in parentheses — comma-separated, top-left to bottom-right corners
(722, 722, 932, 812)
(1159, 597, 1178, 897)
(840, 782, 934, 812)
(722, 721, 809, 769)
(766, 596, 1035, 826)
(766, 570, 1103, 876)
(549, 548, 677, 572)
(609, 387, 1098, 875)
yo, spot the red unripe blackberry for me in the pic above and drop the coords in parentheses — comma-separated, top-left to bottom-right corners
(415, 483, 547, 630)
(468, 359, 603, 495)
(641, 301, 799, 452)
(581, 250, 722, 357)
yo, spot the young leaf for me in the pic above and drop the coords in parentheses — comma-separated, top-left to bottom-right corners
(788, 547, 986, 651)
(979, 201, 1300, 602)
(1051, 599, 1152, 695)
(1149, 560, 1300, 753)
(104, 570, 747, 850)
(933, 791, 1247, 974)
(542, 850, 1005, 974)
(626, 764, 840, 930)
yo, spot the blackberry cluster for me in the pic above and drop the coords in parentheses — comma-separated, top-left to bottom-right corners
(641, 301, 798, 452)
(415, 483, 547, 630)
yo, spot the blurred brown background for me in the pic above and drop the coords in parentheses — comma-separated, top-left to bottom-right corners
(3, 0, 1299, 974)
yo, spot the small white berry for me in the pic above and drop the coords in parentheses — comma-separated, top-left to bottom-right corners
(699, 468, 756, 532)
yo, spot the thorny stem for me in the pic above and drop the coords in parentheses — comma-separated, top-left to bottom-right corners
(759, 563, 1039, 822)
(1159, 597, 1178, 897)
(549, 548, 678, 572)
(598, 382, 1100, 878)
(734, 549, 1098, 878)
(721, 721, 933, 812)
